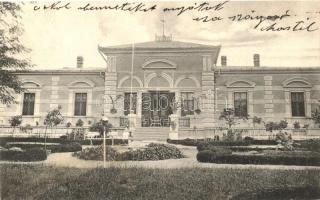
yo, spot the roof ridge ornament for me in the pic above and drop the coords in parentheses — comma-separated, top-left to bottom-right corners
(155, 15, 173, 42)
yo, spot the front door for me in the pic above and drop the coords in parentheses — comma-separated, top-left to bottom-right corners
(141, 91, 175, 127)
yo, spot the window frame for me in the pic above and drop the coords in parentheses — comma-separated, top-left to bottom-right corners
(22, 93, 36, 116)
(124, 92, 137, 116)
(181, 92, 195, 116)
(74, 93, 87, 116)
(233, 92, 248, 118)
(290, 91, 306, 117)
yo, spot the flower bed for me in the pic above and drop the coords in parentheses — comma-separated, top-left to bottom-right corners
(4, 142, 82, 153)
(0, 148, 47, 162)
(73, 143, 185, 161)
(196, 150, 320, 166)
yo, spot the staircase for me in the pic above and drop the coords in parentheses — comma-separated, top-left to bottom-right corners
(132, 127, 170, 141)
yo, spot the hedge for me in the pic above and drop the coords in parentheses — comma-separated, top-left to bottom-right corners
(50, 142, 82, 153)
(0, 137, 128, 146)
(196, 150, 320, 166)
(167, 139, 277, 148)
(295, 139, 320, 152)
(0, 148, 47, 162)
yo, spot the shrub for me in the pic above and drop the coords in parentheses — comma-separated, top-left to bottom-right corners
(130, 143, 184, 161)
(73, 143, 184, 161)
(50, 142, 82, 153)
(73, 145, 119, 161)
(0, 148, 47, 162)
(196, 151, 320, 166)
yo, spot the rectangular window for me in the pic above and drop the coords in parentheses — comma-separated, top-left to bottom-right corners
(291, 92, 305, 117)
(234, 92, 247, 117)
(74, 93, 87, 116)
(124, 93, 137, 115)
(181, 92, 194, 116)
(22, 93, 35, 115)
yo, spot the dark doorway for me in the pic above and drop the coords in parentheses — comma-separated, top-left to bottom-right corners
(141, 91, 175, 127)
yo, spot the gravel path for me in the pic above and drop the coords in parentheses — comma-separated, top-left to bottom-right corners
(1, 142, 320, 170)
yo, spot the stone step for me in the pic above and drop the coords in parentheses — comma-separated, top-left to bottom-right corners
(132, 127, 169, 141)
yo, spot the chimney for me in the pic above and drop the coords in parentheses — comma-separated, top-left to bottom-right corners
(221, 56, 227, 66)
(253, 54, 260, 67)
(77, 56, 83, 68)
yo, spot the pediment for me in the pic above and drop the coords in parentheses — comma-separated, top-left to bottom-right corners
(68, 80, 95, 88)
(142, 59, 177, 69)
(22, 81, 41, 88)
(226, 80, 256, 88)
(282, 77, 312, 88)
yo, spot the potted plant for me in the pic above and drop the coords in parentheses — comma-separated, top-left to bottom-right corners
(195, 108, 201, 115)
(109, 95, 122, 114)
(293, 121, 300, 129)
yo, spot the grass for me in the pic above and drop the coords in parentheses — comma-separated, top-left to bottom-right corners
(1, 164, 319, 200)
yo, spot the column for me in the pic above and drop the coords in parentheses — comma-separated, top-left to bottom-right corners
(264, 76, 274, 121)
(50, 76, 60, 109)
(201, 55, 215, 127)
(104, 56, 117, 116)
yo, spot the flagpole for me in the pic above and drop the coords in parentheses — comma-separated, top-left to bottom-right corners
(130, 41, 135, 115)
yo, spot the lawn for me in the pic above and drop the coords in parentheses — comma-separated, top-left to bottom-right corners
(1, 164, 319, 200)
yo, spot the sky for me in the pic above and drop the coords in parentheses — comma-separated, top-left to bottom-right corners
(18, 1, 320, 69)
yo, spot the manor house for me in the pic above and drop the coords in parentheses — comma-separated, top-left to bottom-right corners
(1, 35, 319, 139)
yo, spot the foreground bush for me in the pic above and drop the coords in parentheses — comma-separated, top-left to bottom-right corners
(0, 148, 47, 161)
(73, 143, 184, 161)
(197, 150, 320, 166)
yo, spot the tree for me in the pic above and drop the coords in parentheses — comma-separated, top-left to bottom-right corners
(43, 106, 64, 149)
(8, 115, 22, 136)
(219, 108, 248, 141)
(0, 2, 32, 104)
(89, 120, 112, 137)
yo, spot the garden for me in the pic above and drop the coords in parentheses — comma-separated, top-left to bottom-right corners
(168, 108, 320, 166)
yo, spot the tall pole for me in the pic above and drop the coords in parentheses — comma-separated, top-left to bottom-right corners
(103, 126, 106, 168)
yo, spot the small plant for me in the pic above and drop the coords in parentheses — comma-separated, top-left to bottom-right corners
(265, 120, 288, 132)
(311, 106, 320, 128)
(76, 119, 84, 127)
(293, 121, 300, 129)
(20, 124, 32, 133)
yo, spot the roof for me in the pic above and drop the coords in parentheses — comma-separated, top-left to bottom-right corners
(99, 40, 220, 53)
